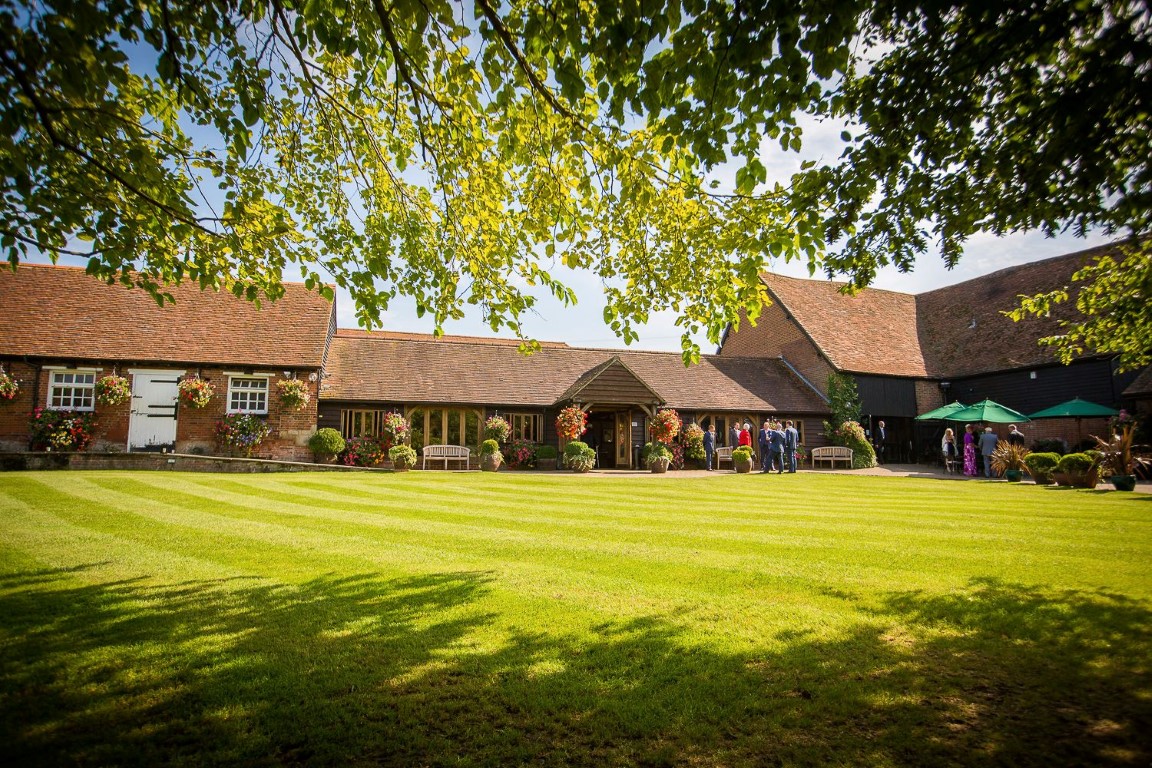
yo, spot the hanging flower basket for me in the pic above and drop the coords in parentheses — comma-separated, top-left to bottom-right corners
(0, 370, 19, 402)
(484, 415, 511, 443)
(178, 377, 214, 409)
(650, 407, 681, 444)
(381, 411, 411, 446)
(277, 379, 310, 410)
(556, 405, 587, 441)
(95, 374, 132, 407)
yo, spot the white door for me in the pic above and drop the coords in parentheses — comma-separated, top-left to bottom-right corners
(128, 371, 181, 451)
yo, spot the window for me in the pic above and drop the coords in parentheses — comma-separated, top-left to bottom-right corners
(48, 371, 95, 411)
(407, 407, 482, 453)
(227, 376, 269, 414)
(510, 413, 542, 442)
(340, 409, 387, 438)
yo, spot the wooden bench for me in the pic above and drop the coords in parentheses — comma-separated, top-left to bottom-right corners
(421, 444, 471, 470)
(810, 446, 854, 469)
(715, 446, 734, 468)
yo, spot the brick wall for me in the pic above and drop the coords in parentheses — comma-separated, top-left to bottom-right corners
(0, 361, 320, 461)
(719, 304, 835, 396)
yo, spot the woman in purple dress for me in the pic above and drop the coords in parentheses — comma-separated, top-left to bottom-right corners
(963, 423, 978, 476)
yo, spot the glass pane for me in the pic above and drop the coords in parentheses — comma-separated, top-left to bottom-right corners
(409, 409, 425, 452)
(448, 410, 462, 446)
(465, 411, 480, 448)
(428, 409, 444, 444)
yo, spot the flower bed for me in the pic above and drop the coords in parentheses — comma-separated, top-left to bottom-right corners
(215, 413, 271, 457)
(343, 435, 387, 467)
(29, 408, 97, 451)
(505, 439, 538, 469)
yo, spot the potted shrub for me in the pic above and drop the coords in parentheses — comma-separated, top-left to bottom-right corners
(484, 415, 511, 444)
(731, 446, 754, 474)
(389, 444, 418, 472)
(644, 442, 673, 473)
(990, 442, 1030, 481)
(1093, 424, 1148, 491)
(1053, 452, 1100, 489)
(178, 377, 214, 409)
(308, 427, 345, 463)
(94, 374, 131, 407)
(343, 435, 387, 467)
(277, 379, 311, 410)
(0, 369, 19, 402)
(1023, 452, 1060, 485)
(563, 440, 596, 473)
(479, 439, 503, 472)
(535, 445, 558, 470)
(215, 413, 271, 458)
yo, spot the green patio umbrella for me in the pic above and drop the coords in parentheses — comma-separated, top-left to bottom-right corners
(1027, 398, 1118, 419)
(944, 399, 1031, 423)
(915, 400, 969, 421)
(1028, 397, 1118, 446)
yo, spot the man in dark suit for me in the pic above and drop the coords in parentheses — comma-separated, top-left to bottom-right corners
(1007, 425, 1026, 447)
(873, 420, 887, 464)
(768, 421, 787, 473)
(784, 420, 800, 473)
(729, 424, 741, 450)
(758, 420, 772, 472)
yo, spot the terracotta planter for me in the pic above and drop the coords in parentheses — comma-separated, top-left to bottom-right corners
(1027, 469, 1054, 485)
(649, 458, 670, 474)
(392, 463, 411, 472)
(1110, 475, 1137, 491)
(313, 453, 338, 465)
(536, 458, 557, 471)
(1053, 469, 1099, 489)
(480, 455, 502, 472)
(734, 459, 753, 474)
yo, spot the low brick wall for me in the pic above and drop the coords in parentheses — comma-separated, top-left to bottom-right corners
(0, 451, 393, 473)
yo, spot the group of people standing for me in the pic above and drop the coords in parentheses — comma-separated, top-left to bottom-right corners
(702, 420, 800, 472)
(941, 423, 1026, 478)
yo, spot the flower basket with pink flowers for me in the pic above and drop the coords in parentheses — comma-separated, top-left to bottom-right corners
(178, 377, 214, 409)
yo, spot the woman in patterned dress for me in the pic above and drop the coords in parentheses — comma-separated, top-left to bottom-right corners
(962, 423, 978, 476)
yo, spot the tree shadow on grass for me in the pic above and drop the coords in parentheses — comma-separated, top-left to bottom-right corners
(1, 569, 1149, 767)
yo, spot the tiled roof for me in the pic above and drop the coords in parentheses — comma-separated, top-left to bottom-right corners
(1122, 365, 1152, 398)
(323, 330, 829, 414)
(762, 273, 928, 377)
(915, 247, 1103, 377)
(0, 264, 334, 368)
(761, 242, 1117, 379)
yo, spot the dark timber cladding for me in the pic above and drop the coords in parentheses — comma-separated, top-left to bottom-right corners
(854, 375, 919, 417)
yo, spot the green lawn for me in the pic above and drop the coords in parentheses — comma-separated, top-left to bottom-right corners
(1, 470, 1150, 767)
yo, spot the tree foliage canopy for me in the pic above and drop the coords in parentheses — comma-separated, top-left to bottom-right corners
(2, 0, 1149, 366)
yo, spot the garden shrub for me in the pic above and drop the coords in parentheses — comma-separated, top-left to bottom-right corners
(535, 445, 558, 460)
(1023, 452, 1060, 474)
(29, 408, 96, 451)
(505, 439, 538, 468)
(1055, 452, 1096, 474)
(826, 420, 877, 469)
(1030, 438, 1067, 455)
(308, 428, 345, 457)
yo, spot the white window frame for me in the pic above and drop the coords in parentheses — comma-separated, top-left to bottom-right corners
(46, 369, 97, 411)
(226, 375, 270, 414)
